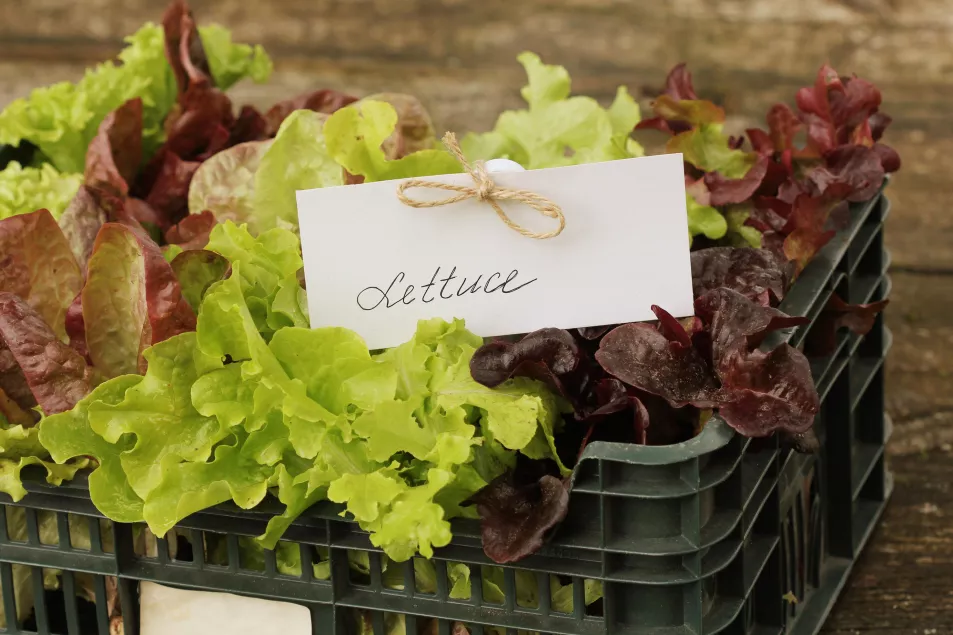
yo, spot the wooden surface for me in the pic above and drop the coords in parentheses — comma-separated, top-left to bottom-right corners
(1, 1, 952, 632)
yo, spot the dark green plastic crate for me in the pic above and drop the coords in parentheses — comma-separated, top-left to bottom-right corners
(0, 165, 892, 634)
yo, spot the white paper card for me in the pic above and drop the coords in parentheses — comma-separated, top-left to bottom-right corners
(297, 153, 693, 350)
(139, 582, 311, 635)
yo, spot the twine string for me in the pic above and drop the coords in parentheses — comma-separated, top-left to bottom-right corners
(395, 132, 565, 239)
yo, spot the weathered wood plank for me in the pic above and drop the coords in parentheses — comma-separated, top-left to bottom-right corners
(822, 450, 953, 633)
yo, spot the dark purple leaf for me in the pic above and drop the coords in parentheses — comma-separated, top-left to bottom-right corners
(470, 328, 587, 402)
(165, 210, 218, 251)
(652, 305, 691, 347)
(691, 247, 791, 306)
(470, 471, 570, 564)
(595, 323, 721, 408)
(0, 338, 36, 411)
(804, 294, 889, 357)
(694, 288, 808, 365)
(717, 345, 819, 436)
(872, 143, 901, 173)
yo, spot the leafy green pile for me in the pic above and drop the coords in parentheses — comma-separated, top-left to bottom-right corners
(462, 52, 643, 168)
(39, 222, 566, 560)
(0, 0, 896, 582)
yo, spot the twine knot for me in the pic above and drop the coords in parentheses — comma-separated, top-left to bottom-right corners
(395, 132, 565, 239)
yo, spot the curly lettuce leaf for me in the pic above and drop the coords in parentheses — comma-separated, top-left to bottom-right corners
(462, 52, 643, 169)
(0, 162, 82, 221)
(39, 376, 146, 522)
(0, 423, 88, 502)
(325, 101, 462, 182)
(39, 222, 567, 562)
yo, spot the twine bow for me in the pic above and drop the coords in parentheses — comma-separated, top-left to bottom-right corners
(396, 132, 565, 239)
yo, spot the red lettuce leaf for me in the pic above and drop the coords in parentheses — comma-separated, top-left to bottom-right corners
(578, 379, 650, 450)
(0, 209, 83, 341)
(264, 89, 358, 136)
(595, 323, 721, 408)
(704, 154, 770, 206)
(0, 293, 92, 415)
(84, 98, 143, 199)
(694, 288, 808, 365)
(469, 468, 570, 564)
(64, 294, 90, 365)
(0, 339, 36, 411)
(807, 145, 885, 202)
(691, 247, 792, 306)
(781, 194, 841, 273)
(165, 210, 218, 250)
(229, 105, 269, 145)
(142, 151, 201, 229)
(804, 294, 889, 357)
(717, 345, 819, 436)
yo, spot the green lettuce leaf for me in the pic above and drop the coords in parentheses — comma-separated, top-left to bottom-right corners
(0, 423, 88, 502)
(39, 224, 568, 562)
(725, 206, 763, 248)
(200, 24, 273, 91)
(252, 110, 343, 234)
(668, 123, 755, 178)
(462, 52, 643, 169)
(0, 162, 82, 221)
(686, 193, 728, 244)
(39, 376, 146, 522)
(324, 101, 462, 182)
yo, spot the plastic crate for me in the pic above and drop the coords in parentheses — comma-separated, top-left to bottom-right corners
(0, 189, 892, 635)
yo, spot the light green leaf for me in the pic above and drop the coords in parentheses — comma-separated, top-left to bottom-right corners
(252, 110, 343, 233)
(668, 124, 756, 178)
(170, 250, 230, 313)
(324, 101, 462, 182)
(200, 24, 273, 90)
(463, 52, 642, 169)
(0, 162, 82, 221)
(726, 206, 763, 248)
(686, 194, 728, 242)
(39, 376, 146, 523)
(86, 333, 226, 501)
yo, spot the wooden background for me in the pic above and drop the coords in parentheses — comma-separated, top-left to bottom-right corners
(2, 1, 952, 631)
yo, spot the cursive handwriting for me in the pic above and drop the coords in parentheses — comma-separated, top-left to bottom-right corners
(357, 266, 536, 311)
